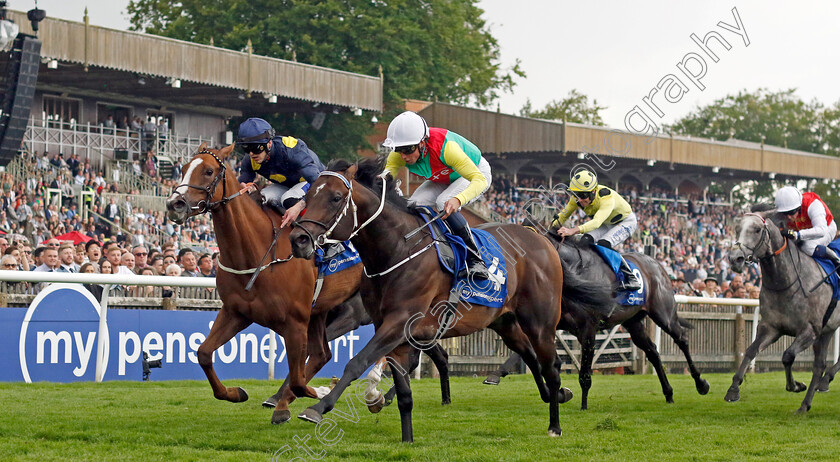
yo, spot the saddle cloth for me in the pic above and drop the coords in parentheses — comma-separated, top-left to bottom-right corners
(812, 238, 840, 300)
(590, 244, 647, 306)
(314, 241, 361, 277)
(415, 206, 508, 308)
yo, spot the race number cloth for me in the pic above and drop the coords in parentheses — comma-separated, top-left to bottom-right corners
(314, 241, 361, 277)
(812, 238, 840, 300)
(590, 244, 646, 306)
(416, 207, 508, 308)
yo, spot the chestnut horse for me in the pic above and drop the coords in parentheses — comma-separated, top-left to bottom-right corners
(289, 157, 613, 441)
(165, 144, 451, 424)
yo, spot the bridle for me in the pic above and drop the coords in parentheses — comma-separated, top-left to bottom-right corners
(734, 212, 787, 263)
(169, 149, 246, 215)
(294, 170, 387, 248)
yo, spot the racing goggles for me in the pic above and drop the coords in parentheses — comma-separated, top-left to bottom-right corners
(570, 190, 595, 202)
(394, 144, 418, 155)
(241, 143, 268, 154)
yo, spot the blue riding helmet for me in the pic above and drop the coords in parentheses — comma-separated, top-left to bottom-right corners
(237, 118, 275, 144)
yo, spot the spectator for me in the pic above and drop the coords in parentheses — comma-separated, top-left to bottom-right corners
(34, 247, 60, 272)
(99, 258, 113, 275)
(57, 243, 79, 273)
(163, 263, 181, 297)
(1, 254, 18, 270)
(150, 255, 164, 275)
(198, 253, 215, 277)
(0, 236, 8, 254)
(180, 250, 199, 277)
(132, 245, 149, 272)
(120, 251, 136, 273)
(80, 262, 104, 301)
(85, 240, 102, 264)
(106, 246, 134, 276)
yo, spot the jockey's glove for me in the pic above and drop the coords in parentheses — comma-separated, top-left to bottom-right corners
(782, 229, 799, 242)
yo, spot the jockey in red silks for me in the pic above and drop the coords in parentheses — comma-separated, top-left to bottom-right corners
(775, 185, 840, 267)
(382, 111, 491, 279)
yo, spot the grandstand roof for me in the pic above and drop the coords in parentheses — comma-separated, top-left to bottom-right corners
(418, 102, 840, 184)
(6, 9, 382, 117)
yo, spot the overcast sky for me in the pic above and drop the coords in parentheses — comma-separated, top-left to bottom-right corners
(23, 0, 840, 129)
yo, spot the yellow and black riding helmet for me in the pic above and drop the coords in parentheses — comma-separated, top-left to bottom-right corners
(569, 168, 598, 202)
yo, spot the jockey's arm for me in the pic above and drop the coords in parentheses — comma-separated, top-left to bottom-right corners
(383, 151, 405, 180)
(798, 200, 830, 240)
(552, 200, 579, 228)
(442, 143, 487, 206)
(578, 193, 616, 234)
(237, 155, 257, 185)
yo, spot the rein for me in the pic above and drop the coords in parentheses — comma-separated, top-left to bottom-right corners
(737, 213, 805, 296)
(294, 170, 388, 247)
(175, 148, 290, 284)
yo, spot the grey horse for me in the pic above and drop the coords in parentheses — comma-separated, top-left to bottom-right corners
(485, 234, 710, 410)
(725, 208, 840, 413)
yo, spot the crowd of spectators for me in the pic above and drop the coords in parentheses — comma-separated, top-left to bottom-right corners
(475, 174, 762, 298)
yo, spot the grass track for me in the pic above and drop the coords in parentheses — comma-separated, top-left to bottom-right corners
(2, 372, 840, 461)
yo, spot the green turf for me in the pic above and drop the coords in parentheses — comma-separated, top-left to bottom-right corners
(1, 371, 839, 461)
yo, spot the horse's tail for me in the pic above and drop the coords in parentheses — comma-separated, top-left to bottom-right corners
(678, 318, 695, 330)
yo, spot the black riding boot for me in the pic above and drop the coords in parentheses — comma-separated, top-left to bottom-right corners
(618, 257, 642, 292)
(445, 211, 490, 280)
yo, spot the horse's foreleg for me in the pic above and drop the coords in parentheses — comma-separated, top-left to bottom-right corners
(197, 308, 251, 403)
(517, 317, 564, 437)
(725, 323, 781, 402)
(389, 345, 416, 443)
(491, 319, 549, 402)
(299, 317, 415, 424)
(783, 329, 817, 394)
(425, 343, 451, 405)
(624, 315, 673, 404)
(798, 333, 831, 413)
(272, 313, 332, 424)
(483, 352, 522, 386)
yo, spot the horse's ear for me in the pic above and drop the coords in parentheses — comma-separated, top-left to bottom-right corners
(345, 163, 358, 181)
(218, 144, 235, 160)
(198, 141, 208, 153)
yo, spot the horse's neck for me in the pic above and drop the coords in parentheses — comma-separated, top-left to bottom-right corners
(350, 187, 420, 270)
(759, 236, 799, 290)
(211, 180, 285, 267)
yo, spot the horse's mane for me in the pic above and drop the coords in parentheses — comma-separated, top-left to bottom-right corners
(327, 157, 412, 211)
(749, 202, 784, 227)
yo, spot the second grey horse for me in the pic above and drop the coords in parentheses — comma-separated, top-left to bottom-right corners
(725, 208, 840, 413)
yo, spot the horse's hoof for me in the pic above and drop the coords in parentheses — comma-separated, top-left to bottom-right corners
(483, 375, 501, 386)
(441, 398, 451, 406)
(367, 395, 386, 414)
(665, 395, 674, 404)
(262, 398, 278, 408)
(271, 410, 291, 425)
(787, 382, 807, 393)
(817, 379, 831, 393)
(298, 408, 323, 424)
(559, 387, 573, 404)
(724, 388, 740, 402)
(548, 427, 562, 437)
(236, 387, 249, 402)
(697, 379, 711, 395)
(795, 405, 811, 414)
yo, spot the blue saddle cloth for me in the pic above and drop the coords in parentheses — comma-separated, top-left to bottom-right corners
(812, 238, 840, 300)
(314, 241, 361, 277)
(590, 244, 647, 306)
(416, 207, 508, 308)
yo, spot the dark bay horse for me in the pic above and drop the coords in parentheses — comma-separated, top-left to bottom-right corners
(165, 144, 451, 424)
(289, 157, 614, 441)
(726, 208, 840, 413)
(485, 234, 710, 409)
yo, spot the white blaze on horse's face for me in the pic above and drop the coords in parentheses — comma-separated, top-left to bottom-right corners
(173, 158, 205, 196)
(312, 183, 326, 197)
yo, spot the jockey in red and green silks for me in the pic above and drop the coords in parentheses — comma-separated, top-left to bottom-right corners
(382, 111, 492, 279)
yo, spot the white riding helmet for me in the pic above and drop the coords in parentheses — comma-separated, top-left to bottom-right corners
(775, 186, 803, 213)
(382, 111, 429, 148)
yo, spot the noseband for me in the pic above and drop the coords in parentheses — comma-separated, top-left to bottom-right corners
(170, 149, 243, 215)
(294, 170, 387, 248)
(734, 212, 788, 263)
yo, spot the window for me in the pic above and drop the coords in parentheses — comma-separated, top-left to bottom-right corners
(42, 95, 81, 125)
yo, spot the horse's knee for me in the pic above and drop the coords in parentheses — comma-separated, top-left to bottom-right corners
(782, 351, 797, 366)
(197, 347, 213, 367)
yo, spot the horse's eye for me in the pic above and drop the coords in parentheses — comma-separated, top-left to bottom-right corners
(204, 169, 213, 176)
(332, 193, 343, 203)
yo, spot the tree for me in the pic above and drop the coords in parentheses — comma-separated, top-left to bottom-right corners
(519, 89, 606, 125)
(672, 88, 827, 154)
(127, 0, 523, 159)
